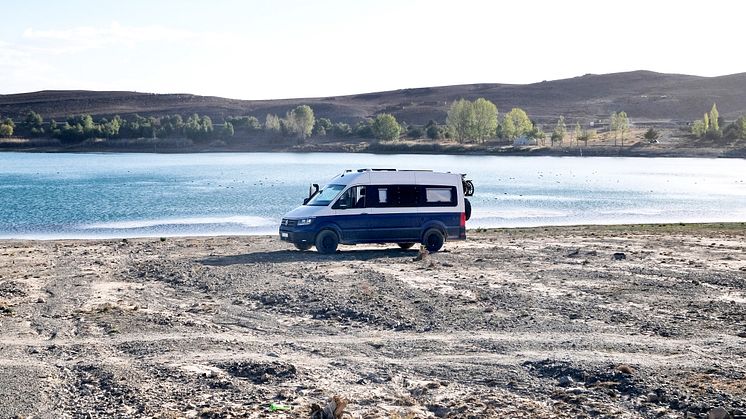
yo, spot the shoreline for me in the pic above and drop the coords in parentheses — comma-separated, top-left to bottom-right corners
(1, 142, 745, 158)
(3, 222, 746, 242)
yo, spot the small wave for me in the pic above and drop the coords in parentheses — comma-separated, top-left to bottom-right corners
(472, 209, 566, 219)
(82, 215, 276, 230)
(598, 208, 664, 216)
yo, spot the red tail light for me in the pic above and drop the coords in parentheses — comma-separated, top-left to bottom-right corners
(460, 212, 466, 227)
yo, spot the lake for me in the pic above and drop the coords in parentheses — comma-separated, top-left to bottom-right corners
(1, 152, 745, 239)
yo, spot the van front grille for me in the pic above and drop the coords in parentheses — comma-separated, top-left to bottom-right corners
(281, 218, 298, 227)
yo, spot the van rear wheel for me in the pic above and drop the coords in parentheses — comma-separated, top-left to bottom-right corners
(397, 242, 415, 250)
(422, 228, 445, 252)
(315, 230, 339, 254)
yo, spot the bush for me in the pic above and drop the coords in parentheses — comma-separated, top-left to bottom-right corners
(644, 128, 660, 142)
(407, 126, 425, 139)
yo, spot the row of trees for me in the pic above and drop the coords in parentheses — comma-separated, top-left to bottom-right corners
(1, 103, 650, 147)
(691, 103, 746, 140)
(443, 97, 607, 146)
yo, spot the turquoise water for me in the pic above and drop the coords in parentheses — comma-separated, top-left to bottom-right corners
(0, 152, 745, 239)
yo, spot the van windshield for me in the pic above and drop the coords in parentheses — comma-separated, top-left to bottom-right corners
(305, 184, 345, 206)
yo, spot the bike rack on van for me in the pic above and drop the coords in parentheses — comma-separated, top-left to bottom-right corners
(462, 175, 474, 196)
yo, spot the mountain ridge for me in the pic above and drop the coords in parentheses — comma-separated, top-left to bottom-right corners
(2, 70, 745, 125)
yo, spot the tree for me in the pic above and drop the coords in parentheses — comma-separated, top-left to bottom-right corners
(0, 119, 13, 137)
(265, 114, 281, 133)
(354, 119, 374, 138)
(610, 111, 629, 146)
(23, 110, 44, 136)
(446, 99, 475, 142)
(528, 125, 546, 145)
(644, 128, 660, 142)
(709, 103, 719, 133)
(287, 105, 315, 141)
(551, 116, 566, 146)
(221, 121, 235, 138)
(574, 122, 582, 146)
(371, 113, 401, 141)
(332, 122, 352, 137)
(691, 120, 707, 138)
(471, 98, 498, 142)
(314, 117, 332, 136)
(502, 108, 533, 140)
(407, 125, 425, 139)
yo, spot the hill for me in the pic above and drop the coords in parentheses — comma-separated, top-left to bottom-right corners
(2, 70, 746, 125)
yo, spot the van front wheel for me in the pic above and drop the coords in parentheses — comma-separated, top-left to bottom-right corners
(422, 229, 445, 252)
(397, 243, 415, 250)
(315, 230, 339, 254)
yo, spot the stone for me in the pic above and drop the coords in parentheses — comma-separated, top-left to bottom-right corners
(612, 252, 626, 260)
(616, 364, 635, 375)
(558, 375, 574, 387)
(707, 407, 732, 419)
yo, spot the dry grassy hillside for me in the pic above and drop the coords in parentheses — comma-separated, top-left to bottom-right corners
(2, 71, 746, 125)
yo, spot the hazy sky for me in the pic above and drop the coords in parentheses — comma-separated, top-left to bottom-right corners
(1, 0, 743, 99)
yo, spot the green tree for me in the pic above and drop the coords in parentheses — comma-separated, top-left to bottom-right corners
(314, 117, 332, 136)
(287, 105, 315, 141)
(610, 111, 629, 146)
(265, 114, 281, 133)
(617, 111, 629, 146)
(709, 103, 719, 132)
(371, 113, 401, 141)
(691, 120, 707, 138)
(354, 119, 374, 138)
(423, 120, 439, 140)
(644, 128, 660, 142)
(502, 108, 533, 140)
(332, 122, 352, 137)
(472, 98, 498, 142)
(551, 116, 566, 146)
(221, 122, 234, 138)
(446, 99, 475, 143)
(528, 125, 546, 145)
(574, 122, 582, 146)
(0, 119, 13, 137)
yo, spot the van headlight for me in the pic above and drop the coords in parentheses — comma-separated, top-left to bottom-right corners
(297, 217, 314, 226)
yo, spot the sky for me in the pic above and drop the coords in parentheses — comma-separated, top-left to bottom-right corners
(1, 0, 744, 100)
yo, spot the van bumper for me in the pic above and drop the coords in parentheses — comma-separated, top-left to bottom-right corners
(279, 227, 316, 245)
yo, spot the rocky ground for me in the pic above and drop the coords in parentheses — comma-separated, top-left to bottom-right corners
(0, 224, 745, 418)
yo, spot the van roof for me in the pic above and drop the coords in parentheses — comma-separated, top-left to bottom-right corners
(350, 168, 433, 173)
(331, 169, 462, 187)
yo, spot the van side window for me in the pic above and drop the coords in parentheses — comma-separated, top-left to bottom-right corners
(426, 187, 452, 203)
(378, 188, 388, 205)
(397, 185, 418, 207)
(333, 186, 366, 209)
(422, 185, 457, 206)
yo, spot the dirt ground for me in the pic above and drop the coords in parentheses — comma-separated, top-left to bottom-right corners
(0, 224, 745, 418)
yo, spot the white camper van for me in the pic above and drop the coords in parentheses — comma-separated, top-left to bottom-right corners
(279, 169, 474, 254)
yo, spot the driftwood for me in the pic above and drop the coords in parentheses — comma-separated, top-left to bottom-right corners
(310, 395, 349, 419)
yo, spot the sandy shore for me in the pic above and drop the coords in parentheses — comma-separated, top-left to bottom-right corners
(1, 224, 745, 418)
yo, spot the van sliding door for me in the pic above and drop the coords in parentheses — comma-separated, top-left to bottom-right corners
(369, 185, 421, 242)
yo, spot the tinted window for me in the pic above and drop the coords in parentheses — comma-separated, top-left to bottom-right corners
(397, 185, 418, 207)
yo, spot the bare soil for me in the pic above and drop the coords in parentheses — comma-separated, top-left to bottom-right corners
(1, 224, 745, 418)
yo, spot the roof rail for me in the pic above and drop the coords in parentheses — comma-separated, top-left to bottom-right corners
(354, 168, 433, 172)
